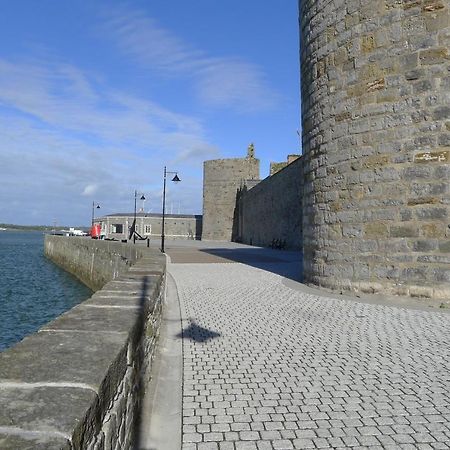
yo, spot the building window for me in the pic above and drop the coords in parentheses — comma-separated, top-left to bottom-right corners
(145, 225, 152, 234)
(111, 224, 123, 234)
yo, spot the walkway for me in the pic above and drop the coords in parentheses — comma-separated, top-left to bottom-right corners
(140, 241, 450, 450)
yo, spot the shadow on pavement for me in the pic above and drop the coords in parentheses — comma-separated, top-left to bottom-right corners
(199, 247, 303, 282)
(177, 321, 221, 343)
(133, 276, 149, 449)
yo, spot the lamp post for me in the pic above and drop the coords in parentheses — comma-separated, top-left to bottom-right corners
(133, 190, 146, 243)
(161, 166, 180, 253)
(91, 202, 100, 227)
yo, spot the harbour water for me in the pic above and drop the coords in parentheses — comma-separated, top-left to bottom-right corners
(0, 231, 92, 351)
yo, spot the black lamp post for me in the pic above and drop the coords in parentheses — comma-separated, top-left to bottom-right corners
(91, 202, 100, 227)
(161, 166, 180, 253)
(133, 190, 146, 243)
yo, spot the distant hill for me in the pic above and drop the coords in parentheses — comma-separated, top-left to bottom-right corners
(0, 223, 89, 232)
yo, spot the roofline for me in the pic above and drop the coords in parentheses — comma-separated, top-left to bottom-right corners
(97, 213, 202, 219)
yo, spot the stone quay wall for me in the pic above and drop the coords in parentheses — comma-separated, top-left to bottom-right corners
(44, 235, 144, 291)
(300, 0, 450, 299)
(236, 156, 304, 250)
(0, 235, 165, 449)
(202, 156, 260, 241)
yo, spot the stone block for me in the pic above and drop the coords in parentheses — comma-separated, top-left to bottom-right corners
(390, 225, 419, 238)
(364, 223, 389, 238)
(0, 330, 127, 387)
(425, 8, 449, 32)
(419, 48, 449, 65)
(432, 106, 450, 120)
(438, 133, 450, 146)
(415, 207, 448, 220)
(430, 267, 450, 282)
(413, 79, 433, 93)
(402, 266, 429, 281)
(400, 208, 413, 221)
(342, 224, 363, 238)
(410, 239, 438, 252)
(0, 434, 70, 450)
(421, 222, 445, 238)
(439, 240, 450, 253)
(409, 285, 434, 298)
(417, 254, 450, 263)
(0, 387, 97, 446)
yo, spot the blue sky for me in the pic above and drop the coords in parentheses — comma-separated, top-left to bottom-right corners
(0, 1, 300, 226)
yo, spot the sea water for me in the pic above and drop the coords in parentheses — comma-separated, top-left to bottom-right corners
(0, 231, 92, 351)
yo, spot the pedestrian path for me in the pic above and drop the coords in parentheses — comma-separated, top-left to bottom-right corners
(141, 242, 450, 450)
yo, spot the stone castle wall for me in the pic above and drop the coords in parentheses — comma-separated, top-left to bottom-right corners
(300, 0, 450, 298)
(202, 156, 260, 241)
(236, 156, 304, 250)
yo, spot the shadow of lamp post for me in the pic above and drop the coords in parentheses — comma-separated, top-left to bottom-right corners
(133, 191, 146, 243)
(161, 166, 181, 253)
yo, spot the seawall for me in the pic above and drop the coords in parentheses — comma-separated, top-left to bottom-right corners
(0, 235, 166, 449)
(44, 235, 146, 291)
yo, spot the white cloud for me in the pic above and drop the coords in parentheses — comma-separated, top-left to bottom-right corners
(194, 59, 278, 112)
(99, 7, 279, 112)
(0, 57, 214, 157)
(0, 58, 212, 224)
(82, 184, 99, 196)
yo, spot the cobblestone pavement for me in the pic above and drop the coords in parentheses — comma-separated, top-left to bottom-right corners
(169, 261, 450, 450)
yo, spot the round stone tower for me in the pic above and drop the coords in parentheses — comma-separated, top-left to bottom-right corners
(300, 0, 449, 299)
(203, 145, 260, 241)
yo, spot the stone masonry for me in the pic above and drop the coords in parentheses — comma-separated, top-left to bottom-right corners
(236, 156, 304, 250)
(300, 0, 450, 299)
(203, 147, 260, 241)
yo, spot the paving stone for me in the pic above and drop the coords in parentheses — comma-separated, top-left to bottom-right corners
(183, 433, 203, 443)
(295, 437, 318, 448)
(219, 443, 235, 450)
(171, 262, 450, 450)
(198, 443, 219, 450)
(272, 440, 294, 449)
(256, 442, 272, 450)
(204, 433, 224, 442)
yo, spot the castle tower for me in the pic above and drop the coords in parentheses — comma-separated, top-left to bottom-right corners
(300, 0, 449, 298)
(203, 145, 260, 241)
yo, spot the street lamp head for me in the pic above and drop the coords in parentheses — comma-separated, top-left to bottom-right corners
(96, 204, 100, 209)
(140, 195, 146, 200)
(172, 173, 181, 183)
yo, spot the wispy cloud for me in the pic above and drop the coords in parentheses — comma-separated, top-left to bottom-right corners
(99, 7, 279, 112)
(0, 57, 219, 154)
(0, 57, 218, 224)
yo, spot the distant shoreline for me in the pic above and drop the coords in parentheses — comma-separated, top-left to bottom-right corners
(0, 224, 88, 232)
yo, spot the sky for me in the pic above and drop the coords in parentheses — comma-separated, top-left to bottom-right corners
(0, 1, 300, 226)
